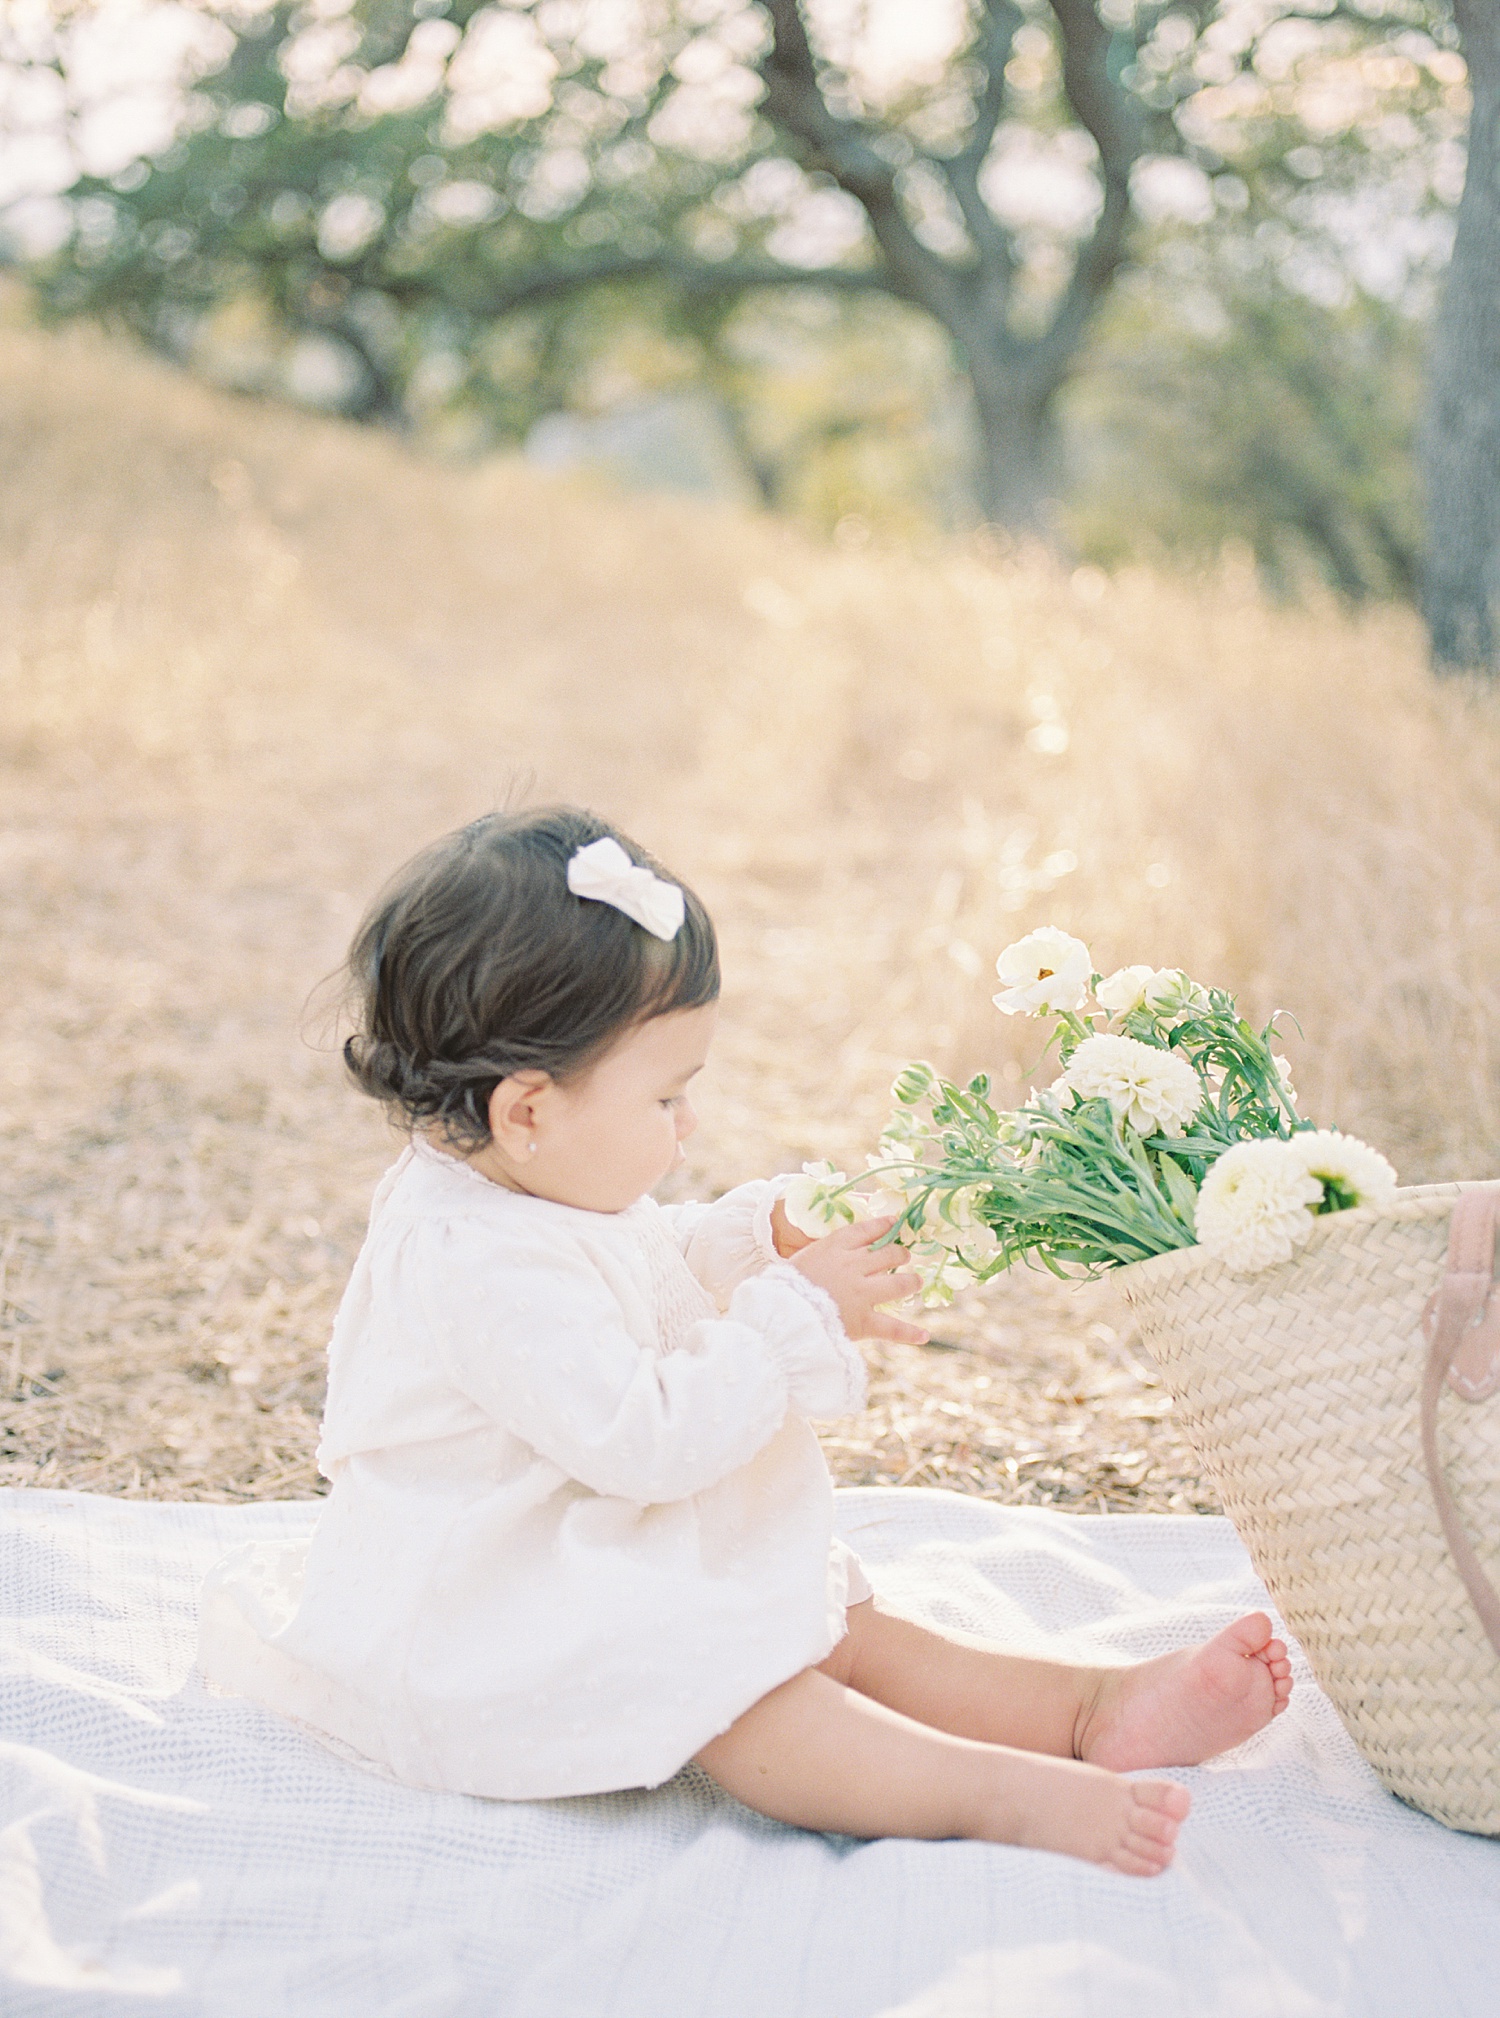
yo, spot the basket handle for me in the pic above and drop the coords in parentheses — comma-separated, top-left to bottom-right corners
(1420, 1187, 1500, 1659)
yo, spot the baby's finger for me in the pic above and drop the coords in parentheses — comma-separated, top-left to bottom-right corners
(836, 1214, 900, 1248)
(873, 1270, 924, 1304)
(859, 1238, 916, 1274)
(866, 1311, 930, 1345)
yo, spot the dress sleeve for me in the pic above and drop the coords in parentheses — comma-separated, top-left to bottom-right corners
(417, 1221, 865, 1506)
(658, 1178, 790, 1309)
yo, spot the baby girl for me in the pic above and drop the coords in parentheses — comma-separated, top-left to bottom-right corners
(199, 807, 1291, 1874)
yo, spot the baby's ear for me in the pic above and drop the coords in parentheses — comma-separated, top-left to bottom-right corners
(486, 1071, 553, 1156)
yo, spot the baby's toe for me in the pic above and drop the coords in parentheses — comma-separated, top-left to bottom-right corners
(1132, 1779, 1193, 1823)
(1221, 1612, 1275, 1658)
(1126, 1806, 1181, 1847)
(1112, 1835, 1177, 1877)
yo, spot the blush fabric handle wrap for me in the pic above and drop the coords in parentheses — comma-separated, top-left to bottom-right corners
(1420, 1187, 1500, 1659)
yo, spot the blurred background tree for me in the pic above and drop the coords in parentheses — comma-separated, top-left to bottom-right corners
(1420, 0, 1498, 670)
(0, 0, 1468, 613)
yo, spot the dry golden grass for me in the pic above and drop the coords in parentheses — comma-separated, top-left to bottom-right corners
(2, 298, 1497, 1511)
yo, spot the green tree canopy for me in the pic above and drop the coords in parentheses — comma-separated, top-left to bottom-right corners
(7, 0, 1463, 591)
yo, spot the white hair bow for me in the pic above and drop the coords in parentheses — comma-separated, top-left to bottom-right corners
(566, 837, 685, 941)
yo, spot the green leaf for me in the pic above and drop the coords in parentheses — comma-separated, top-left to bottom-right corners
(1155, 1153, 1200, 1225)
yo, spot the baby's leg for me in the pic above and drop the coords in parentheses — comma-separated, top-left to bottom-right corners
(694, 1667, 1188, 1875)
(825, 1599, 1292, 1768)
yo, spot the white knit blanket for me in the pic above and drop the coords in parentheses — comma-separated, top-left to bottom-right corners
(2, 1487, 1496, 2018)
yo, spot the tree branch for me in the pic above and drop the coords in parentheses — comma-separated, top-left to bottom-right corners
(939, 0, 1023, 299)
(378, 246, 895, 319)
(1036, 0, 1144, 370)
(758, 0, 964, 316)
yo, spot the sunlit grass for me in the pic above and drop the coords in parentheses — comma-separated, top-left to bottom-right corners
(2, 301, 1496, 1502)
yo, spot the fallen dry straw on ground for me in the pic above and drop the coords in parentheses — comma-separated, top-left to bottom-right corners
(2, 308, 1498, 1511)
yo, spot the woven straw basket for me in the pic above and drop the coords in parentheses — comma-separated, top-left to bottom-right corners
(1118, 1180, 1500, 1833)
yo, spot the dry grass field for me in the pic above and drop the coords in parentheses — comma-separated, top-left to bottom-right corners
(3, 298, 1498, 1514)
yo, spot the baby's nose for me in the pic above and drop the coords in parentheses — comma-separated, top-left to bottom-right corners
(676, 1101, 698, 1140)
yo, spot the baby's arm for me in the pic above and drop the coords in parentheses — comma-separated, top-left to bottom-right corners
(420, 1221, 865, 1505)
(663, 1187, 926, 1346)
(659, 1179, 787, 1306)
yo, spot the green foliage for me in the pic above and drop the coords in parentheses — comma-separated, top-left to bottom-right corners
(1070, 274, 1425, 599)
(871, 984, 1308, 1277)
(37, 0, 743, 421)
(17, 0, 1465, 591)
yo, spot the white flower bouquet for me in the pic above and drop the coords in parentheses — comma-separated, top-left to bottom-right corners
(789, 936, 1500, 1840)
(785, 927, 1396, 1302)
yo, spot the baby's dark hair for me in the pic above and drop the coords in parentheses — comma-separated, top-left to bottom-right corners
(343, 807, 718, 1147)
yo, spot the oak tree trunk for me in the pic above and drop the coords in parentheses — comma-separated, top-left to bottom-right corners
(1421, 0, 1500, 673)
(969, 361, 1060, 539)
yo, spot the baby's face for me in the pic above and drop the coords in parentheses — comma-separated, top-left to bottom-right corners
(533, 1002, 718, 1213)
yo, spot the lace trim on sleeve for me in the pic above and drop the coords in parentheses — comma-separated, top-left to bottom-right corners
(752, 1263, 867, 1419)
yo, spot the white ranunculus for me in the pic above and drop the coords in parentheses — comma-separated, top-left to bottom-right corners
(960, 1222, 1002, 1266)
(1193, 1139, 1324, 1272)
(1287, 1129, 1397, 1210)
(878, 1107, 933, 1154)
(868, 1191, 917, 1231)
(1142, 969, 1210, 1020)
(992, 928, 1093, 1017)
(921, 1185, 987, 1250)
(1059, 1033, 1204, 1137)
(939, 1187, 1002, 1266)
(781, 1161, 854, 1237)
(910, 1243, 959, 1305)
(861, 1158, 921, 1229)
(1095, 964, 1160, 1016)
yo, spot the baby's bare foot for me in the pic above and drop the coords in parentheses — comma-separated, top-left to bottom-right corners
(1079, 1613, 1294, 1771)
(977, 1752, 1191, 1876)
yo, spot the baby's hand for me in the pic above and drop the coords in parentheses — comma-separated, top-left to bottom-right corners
(770, 1196, 815, 1258)
(789, 1217, 929, 1345)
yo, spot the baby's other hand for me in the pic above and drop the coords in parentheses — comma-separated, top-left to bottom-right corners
(789, 1217, 929, 1345)
(770, 1196, 815, 1258)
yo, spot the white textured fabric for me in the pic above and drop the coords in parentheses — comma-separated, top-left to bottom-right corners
(197, 1147, 867, 1798)
(5, 1487, 1498, 2017)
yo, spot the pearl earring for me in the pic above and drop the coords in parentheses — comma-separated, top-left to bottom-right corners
(527, 1141, 538, 1156)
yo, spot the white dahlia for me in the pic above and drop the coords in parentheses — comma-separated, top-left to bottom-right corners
(1193, 1139, 1324, 1272)
(1060, 1033, 1204, 1137)
(992, 928, 1093, 1017)
(1288, 1129, 1397, 1211)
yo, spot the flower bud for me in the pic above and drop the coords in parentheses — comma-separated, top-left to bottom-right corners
(1143, 970, 1209, 1019)
(891, 1061, 937, 1107)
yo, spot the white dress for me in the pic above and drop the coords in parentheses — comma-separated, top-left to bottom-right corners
(196, 1141, 870, 1799)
